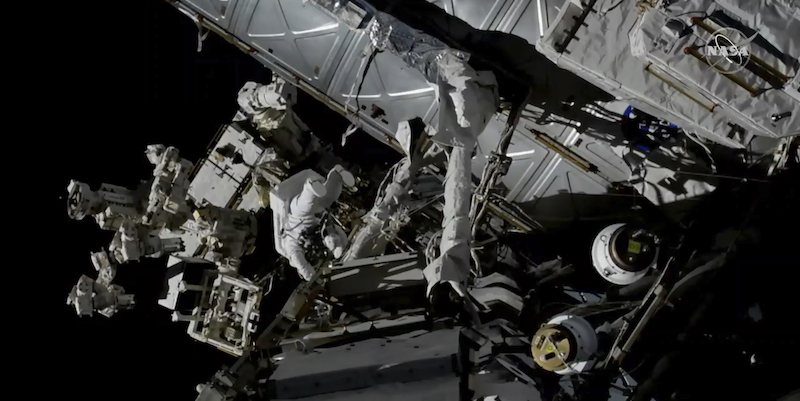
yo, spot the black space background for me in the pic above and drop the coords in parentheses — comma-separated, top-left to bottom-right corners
(42, 1, 273, 399)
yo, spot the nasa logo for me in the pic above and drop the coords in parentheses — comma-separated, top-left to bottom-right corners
(705, 45, 750, 57)
(702, 26, 752, 74)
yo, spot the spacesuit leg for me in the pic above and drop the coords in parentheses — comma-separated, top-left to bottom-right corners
(322, 171, 343, 208)
(284, 238, 315, 281)
(320, 165, 355, 208)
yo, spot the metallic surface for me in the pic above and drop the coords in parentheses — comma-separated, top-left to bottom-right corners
(591, 223, 658, 286)
(167, 0, 438, 151)
(684, 47, 761, 97)
(644, 63, 718, 112)
(270, 329, 460, 399)
(530, 324, 576, 372)
(328, 253, 425, 297)
(167, 0, 630, 218)
(537, 0, 800, 147)
(690, 17, 791, 84)
(429, 0, 557, 43)
(168, 0, 720, 219)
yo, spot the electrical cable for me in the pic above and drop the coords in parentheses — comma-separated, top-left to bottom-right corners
(355, 46, 381, 117)
(599, 0, 624, 16)
(344, 44, 380, 126)
(684, 131, 716, 172)
(344, 48, 370, 115)
(374, 159, 403, 205)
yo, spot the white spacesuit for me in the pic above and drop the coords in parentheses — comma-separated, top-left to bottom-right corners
(273, 165, 355, 281)
(422, 52, 500, 318)
(237, 78, 292, 115)
(237, 78, 319, 162)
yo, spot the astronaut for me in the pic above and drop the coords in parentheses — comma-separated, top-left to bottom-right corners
(276, 165, 355, 281)
(66, 250, 135, 317)
(236, 78, 319, 164)
(237, 78, 294, 115)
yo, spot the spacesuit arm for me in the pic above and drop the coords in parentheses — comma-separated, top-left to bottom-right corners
(322, 219, 348, 259)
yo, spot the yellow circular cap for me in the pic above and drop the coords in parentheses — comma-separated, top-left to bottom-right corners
(531, 324, 573, 372)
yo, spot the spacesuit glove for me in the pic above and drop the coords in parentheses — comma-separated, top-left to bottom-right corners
(298, 265, 315, 282)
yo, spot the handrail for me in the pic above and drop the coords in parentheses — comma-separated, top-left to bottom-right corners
(189, 123, 229, 182)
(644, 63, 718, 112)
(684, 47, 762, 97)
